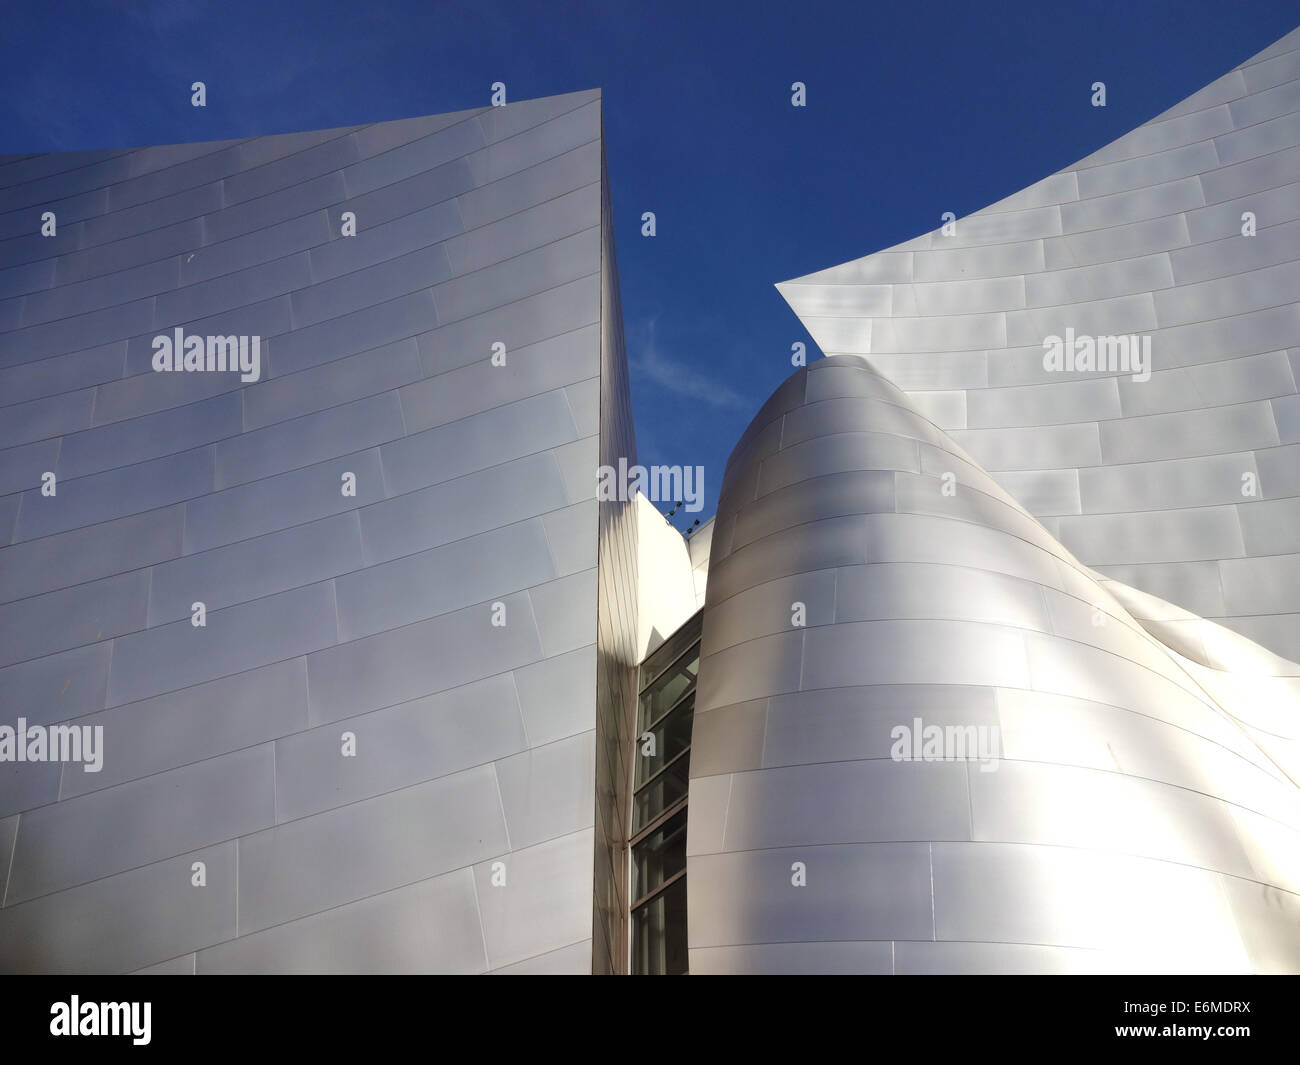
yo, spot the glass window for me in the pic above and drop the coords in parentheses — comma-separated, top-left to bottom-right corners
(628, 608, 701, 975)
(639, 619, 702, 692)
(631, 808, 687, 906)
(635, 691, 694, 788)
(637, 643, 699, 733)
(630, 877, 689, 975)
(632, 750, 690, 833)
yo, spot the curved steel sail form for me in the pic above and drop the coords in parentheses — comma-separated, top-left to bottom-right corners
(689, 354, 1299, 973)
(778, 26, 1300, 666)
(687, 27, 1300, 973)
(1, 24, 1298, 976)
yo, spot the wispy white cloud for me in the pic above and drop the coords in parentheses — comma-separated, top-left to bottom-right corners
(628, 317, 747, 409)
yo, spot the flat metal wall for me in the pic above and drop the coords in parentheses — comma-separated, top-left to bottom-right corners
(0, 89, 629, 973)
(592, 133, 641, 974)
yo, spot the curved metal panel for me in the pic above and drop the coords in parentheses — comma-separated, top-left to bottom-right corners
(779, 26, 1300, 663)
(690, 354, 1300, 973)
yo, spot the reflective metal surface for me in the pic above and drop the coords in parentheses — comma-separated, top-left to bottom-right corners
(696, 34, 1300, 969)
(0, 89, 633, 974)
(778, 26, 1300, 663)
(689, 351, 1300, 973)
(697, 32, 1300, 968)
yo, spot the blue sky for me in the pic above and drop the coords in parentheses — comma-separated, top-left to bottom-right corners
(2, 0, 1296, 526)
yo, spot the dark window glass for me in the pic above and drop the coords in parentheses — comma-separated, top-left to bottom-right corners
(632, 750, 690, 832)
(628, 608, 701, 975)
(631, 808, 687, 905)
(635, 692, 694, 788)
(637, 643, 699, 733)
(639, 619, 702, 692)
(630, 877, 689, 975)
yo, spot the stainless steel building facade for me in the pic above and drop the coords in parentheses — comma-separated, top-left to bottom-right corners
(687, 27, 1300, 973)
(0, 89, 639, 973)
(778, 27, 1300, 665)
(2, 25, 1299, 976)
